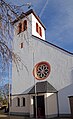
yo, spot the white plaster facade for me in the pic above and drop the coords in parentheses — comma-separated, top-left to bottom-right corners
(11, 9, 73, 118)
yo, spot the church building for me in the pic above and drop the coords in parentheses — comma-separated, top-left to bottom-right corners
(10, 9, 73, 118)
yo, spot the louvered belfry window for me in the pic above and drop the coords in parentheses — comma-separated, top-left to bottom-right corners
(36, 22, 42, 37)
(17, 20, 27, 34)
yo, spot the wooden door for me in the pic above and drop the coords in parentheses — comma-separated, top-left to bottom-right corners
(33, 95, 45, 118)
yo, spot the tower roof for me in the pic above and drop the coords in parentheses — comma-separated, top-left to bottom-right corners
(13, 9, 46, 29)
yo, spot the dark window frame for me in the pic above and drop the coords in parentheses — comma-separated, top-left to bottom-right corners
(21, 42, 23, 48)
(22, 97, 25, 106)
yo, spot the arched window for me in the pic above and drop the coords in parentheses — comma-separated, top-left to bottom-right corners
(23, 20, 27, 31)
(18, 22, 22, 34)
(17, 97, 20, 106)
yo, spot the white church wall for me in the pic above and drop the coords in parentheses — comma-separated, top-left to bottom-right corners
(45, 93, 58, 117)
(29, 95, 33, 117)
(31, 37, 73, 91)
(12, 45, 35, 95)
(58, 83, 73, 114)
(12, 32, 73, 111)
(30, 37, 73, 114)
(12, 35, 36, 95)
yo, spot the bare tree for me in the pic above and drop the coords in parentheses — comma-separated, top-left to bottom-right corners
(0, 0, 30, 103)
(0, 0, 21, 64)
(0, 0, 31, 72)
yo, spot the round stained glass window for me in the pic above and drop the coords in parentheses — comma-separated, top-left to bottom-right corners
(33, 61, 51, 80)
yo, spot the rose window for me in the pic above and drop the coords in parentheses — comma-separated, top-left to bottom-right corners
(33, 61, 51, 80)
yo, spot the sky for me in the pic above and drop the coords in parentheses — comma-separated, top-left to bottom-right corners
(7, 0, 73, 53)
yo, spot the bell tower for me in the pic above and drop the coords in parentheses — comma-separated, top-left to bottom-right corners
(13, 9, 46, 41)
(12, 9, 46, 94)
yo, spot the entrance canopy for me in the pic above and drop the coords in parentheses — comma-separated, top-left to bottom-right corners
(28, 81, 57, 94)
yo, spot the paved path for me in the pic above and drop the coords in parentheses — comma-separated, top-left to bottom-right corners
(0, 114, 72, 119)
(0, 112, 72, 119)
(0, 114, 26, 119)
(0, 114, 8, 117)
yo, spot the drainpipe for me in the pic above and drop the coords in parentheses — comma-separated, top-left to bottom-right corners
(56, 92, 59, 117)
